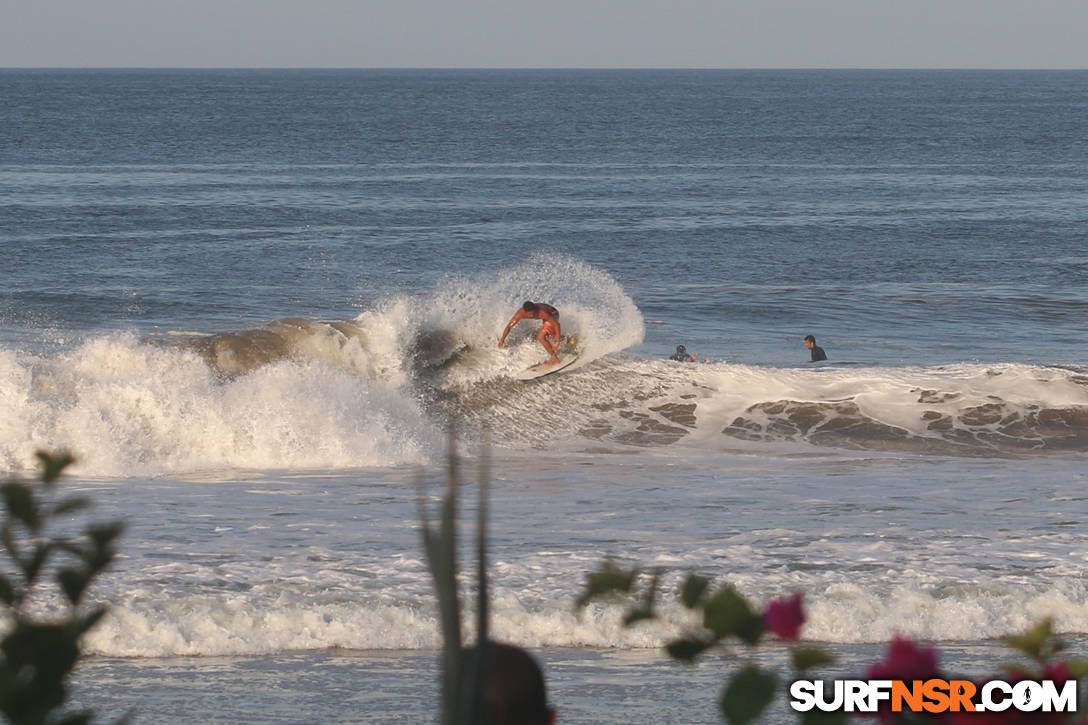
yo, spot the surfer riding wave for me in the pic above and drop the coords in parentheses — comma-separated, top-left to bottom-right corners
(498, 301, 562, 365)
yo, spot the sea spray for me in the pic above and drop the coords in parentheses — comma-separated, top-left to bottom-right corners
(3, 334, 434, 476)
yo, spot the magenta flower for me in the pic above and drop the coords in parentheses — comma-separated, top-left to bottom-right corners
(863, 637, 943, 722)
(866, 635, 942, 682)
(763, 592, 805, 641)
(1042, 659, 1071, 684)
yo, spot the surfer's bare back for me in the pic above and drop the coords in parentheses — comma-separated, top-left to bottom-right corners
(498, 301, 562, 365)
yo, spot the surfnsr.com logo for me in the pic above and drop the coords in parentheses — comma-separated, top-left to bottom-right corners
(790, 679, 1077, 714)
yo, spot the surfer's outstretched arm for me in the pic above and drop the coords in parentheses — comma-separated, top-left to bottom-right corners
(498, 311, 525, 348)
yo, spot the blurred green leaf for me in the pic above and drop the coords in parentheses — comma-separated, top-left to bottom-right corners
(2, 524, 19, 564)
(1006, 619, 1054, 660)
(85, 521, 124, 571)
(623, 571, 660, 626)
(736, 618, 763, 645)
(57, 568, 90, 606)
(87, 521, 125, 549)
(703, 587, 763, 644)
(792, 646, 835, 672)
(666, 637, 713, 663)
(576, 560, 638, 608)
(0, 574, 14, 606)
(57, 711, 93, 725)
(624, 608, 656, 626)
(2, 483, 40, 531)
(720, 665, 777, 725)
(25, 544, 52, 584)
(54, 541, 87, 559)
(1064, 657, 1088, 680)
(679, 573, 710, 609)
(51, 497, 92, 517)
(73, 607, 107, 637)
(36, 449, 76, 485)
(1, 621, 80, 709)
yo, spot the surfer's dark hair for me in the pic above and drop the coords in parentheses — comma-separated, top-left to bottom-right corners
(522, 301, 538, 313)
(804, 334, 816, 343)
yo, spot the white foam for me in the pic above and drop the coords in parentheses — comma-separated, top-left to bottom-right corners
(802, 581, 1088, 643)
(695, 361, 1088, 432)
(89, 599, 442, 657)
(0, 256, 649, 476)
(398, 254, 645, 387)
(79, 576, 1088, 657)
(3, 334, 434, 476)
(525, 358, 1088, 453)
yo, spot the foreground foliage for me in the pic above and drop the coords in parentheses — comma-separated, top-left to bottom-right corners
(418, 432, 491, 725)
(0, 452, 126, 725)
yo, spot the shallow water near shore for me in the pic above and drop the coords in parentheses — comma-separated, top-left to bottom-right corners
(73, 639, 1088, 724)
(53, 448, 1088, 721)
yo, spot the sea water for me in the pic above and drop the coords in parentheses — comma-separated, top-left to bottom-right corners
(1, 69, 1087, 723)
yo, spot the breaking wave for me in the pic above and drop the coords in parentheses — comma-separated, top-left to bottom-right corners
(447, 356, 1088, 457)
(2, 255, 1087, 475)
(82, 568, 1088, 656)
(0, 256, 645, 475)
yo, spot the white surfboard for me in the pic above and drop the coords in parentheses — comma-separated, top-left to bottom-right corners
(515, 352, 579, 381)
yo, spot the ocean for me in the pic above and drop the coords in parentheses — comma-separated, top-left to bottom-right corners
(1, 69, 1086, 723)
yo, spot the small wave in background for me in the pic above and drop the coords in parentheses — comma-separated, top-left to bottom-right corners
(82, 576, 1088, 657)
(472, 359, 1088, 457)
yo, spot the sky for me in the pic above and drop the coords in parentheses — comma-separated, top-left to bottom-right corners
(2, 0, 1087, 69)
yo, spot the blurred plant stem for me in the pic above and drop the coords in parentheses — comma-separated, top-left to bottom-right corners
(418, 427, 490, 725)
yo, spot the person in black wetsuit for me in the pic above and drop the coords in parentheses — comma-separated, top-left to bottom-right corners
(804, 334, 827, 362)
(669, 344, 696, 362)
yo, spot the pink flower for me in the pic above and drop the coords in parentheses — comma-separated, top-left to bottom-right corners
(763, 592, 805, 641)
(866, 635, 942, 682)
(1042, 660, 1071, 684)
(864, 637, 943, 722)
